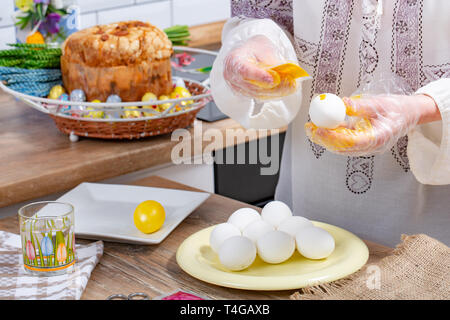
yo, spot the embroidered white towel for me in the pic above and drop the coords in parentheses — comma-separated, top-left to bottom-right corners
(0, 231, 103, 300)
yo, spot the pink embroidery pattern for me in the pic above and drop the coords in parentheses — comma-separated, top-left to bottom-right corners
(391, 0, 423, 91)
(391, 135, 410, 172)
(231, 0, 294, 35)
(346, 0, 381, 194)
(313, 0, 354, 95)
(309, 0, 355, 159)
(421, 63, 450, 86)
(294, 37, 319, 68)
(357, 0, 380, 87)
(390, 0, 424, 171)
(345, 156, 375, 194)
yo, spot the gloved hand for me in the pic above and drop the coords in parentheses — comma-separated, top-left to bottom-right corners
(223, 35, 299, 100)
(305, 94, 438, 156)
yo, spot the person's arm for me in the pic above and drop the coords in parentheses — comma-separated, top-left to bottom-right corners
(210, 18, 304, 129)
(304, 78, 450, 184)
(408, 78, 450, 185)
(416, 94, 441, 124)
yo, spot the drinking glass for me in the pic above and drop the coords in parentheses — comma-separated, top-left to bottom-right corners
(18, 201, 76, 276)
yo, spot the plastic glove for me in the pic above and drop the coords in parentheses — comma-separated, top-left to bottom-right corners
(305, 94, 437, 156)
(223, 35, 305, 100)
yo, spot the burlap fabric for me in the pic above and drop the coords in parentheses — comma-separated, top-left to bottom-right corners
(291, 234, 450, 300)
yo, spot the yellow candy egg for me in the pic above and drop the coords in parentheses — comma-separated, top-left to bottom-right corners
(142, 92, 157, 102)
(142, 92, 159, 116)
(158, 95, 172, 111)
(83, 100, 105, 118)
(122, 106, 141, 118)
(48, 85, 66, 100)
(171, 87, 193, 106)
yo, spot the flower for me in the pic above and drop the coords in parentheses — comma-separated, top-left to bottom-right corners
(15, 0, 34, 12)
(26, 31, 45, 44)
(56, 243, 67, 263)
(40, 236, 53, 256)
(39, 12, 61, 35)
(25, 240, 36, 260)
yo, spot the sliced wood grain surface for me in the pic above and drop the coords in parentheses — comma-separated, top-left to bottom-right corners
(0, 176, 392, 300)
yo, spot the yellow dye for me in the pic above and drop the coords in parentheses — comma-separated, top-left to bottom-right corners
(244, 62, 310, 94)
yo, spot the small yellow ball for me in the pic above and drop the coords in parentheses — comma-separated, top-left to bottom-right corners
(83, 100, 105, 118)
(48, 85, 66, 100)
(122, 106, 141, 118)
(133, 200, 165, 234)
(158, 95, 172, 111)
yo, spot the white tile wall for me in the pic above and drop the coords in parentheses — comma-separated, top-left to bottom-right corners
(0, 27, 16, 50)
(76, 0, 135, 13)
(0, 0, 14, 27)
(173, 0, 230, 26)
(0, 0, 230, 49)
(80, 13, 98, 29)
(97, 1, 172, 29)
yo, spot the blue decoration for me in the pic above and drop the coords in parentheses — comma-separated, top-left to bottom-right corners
(70, 89, 86, 102)
(40, 236, 53, 257)
(0, 67, 62, 97)
(59, 93, 69, 101)
(106, 94, 122, 103)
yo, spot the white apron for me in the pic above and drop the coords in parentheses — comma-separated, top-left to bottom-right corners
(211, 0, 450, 246)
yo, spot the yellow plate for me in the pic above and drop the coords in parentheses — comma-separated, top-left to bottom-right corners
(176, 221, 369, 291)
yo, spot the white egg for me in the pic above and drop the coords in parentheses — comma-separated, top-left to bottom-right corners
(309, 93, 346, 129)
(218, 236, 256, 271)
(295, 226, 335, 260)
(278, 216, 313, 237)
(242, 220, 275, 243)
(227, 208, 261, 232)
(256, 230, 295, 264)
(261, 201, 293, 229)
(209, 223, 241, 253)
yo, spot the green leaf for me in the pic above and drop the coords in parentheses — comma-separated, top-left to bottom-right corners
(35, 234, 44, 267)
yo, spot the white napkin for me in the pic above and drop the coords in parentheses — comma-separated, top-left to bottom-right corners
(0, 231, 103, 300)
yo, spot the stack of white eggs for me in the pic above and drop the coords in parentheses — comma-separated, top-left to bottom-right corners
(210, 201, 335, 271)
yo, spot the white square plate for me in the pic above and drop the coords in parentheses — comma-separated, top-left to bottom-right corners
(56, 182, 210, 244)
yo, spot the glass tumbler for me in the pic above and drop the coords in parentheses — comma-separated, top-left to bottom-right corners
(18, 201, 76, 276)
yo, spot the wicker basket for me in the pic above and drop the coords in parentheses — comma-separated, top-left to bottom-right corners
(50, 107, 202, 140)
(0, 47, 218, 141)
(49, 80, 209, 140)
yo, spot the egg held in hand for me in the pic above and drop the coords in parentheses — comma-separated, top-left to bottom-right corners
(309, 93, 347, 129)
(133, 200, 165, 234)
(256, 230, 295, 264)
(227, 208, 261, 232)
(261, 201, 292, 229)
(218, 236, 257, 271)
(209, 223, 241, 253)
(295, 226, 335, 259)
(278, 216, 313, 237)
(242, 220, 274, 243)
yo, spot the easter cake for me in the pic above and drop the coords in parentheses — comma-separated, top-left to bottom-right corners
(61, 21, 173, 102)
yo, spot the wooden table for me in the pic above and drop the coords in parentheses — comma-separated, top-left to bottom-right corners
(0, 176, 392, 300)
